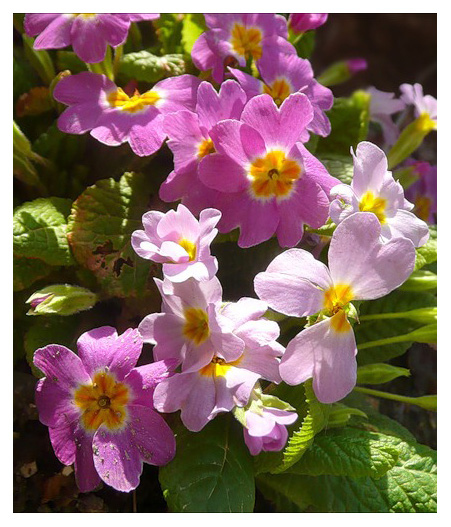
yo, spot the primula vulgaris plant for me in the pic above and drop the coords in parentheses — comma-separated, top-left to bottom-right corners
(14, 12, 437, 513)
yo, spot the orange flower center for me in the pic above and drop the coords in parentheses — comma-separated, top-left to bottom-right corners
(263, 78, 292, 106)
(74, 371, 129, 431)
(183, 308, 210, 345)
(197, 138, 216, 159)
(249, 150, 302, 199)
(230, 24, 263, 61)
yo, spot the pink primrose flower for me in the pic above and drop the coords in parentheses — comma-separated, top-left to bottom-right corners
(191, 14, 295, 83)
(138, 277, 245, 372)
(152, 297, 284, 432)
(198, 93, 339, 248)
(33, 326, 176, 493)
(404, 160, 437, 223)
(132, 204, 221, 283)
(400, 83, 437, 127)
(367, 87, 406, 146)
(254, 212, 416, 403)
(288, 13, 328, 34)
(53, 71, 201, 157)
(24, 13, 159, 63)
(243, 406, 297, 455)
(329, 141, 429, 247)
(229, 51, 333, 137)
(160, 80, 247, 210)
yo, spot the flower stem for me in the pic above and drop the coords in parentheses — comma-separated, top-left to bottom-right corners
(353, 386, 437, 411)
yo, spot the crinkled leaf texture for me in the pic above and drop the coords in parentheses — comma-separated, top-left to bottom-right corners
(159, 416, 255, 512)
(257, 428, 436, 512)
(414, 225, 437, 271)
(13, 197, 74, 266)
(67, 172, 157, 298)
(120, 50, 186, 83)
(254, 380, 330, 475)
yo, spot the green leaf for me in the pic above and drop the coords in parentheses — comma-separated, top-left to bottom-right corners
(271, 380, 331, 474)
(181, 14, 207, 55)
(327, 403, 368, 428)
(13, 52, 39, 103)
(22, 34, 56, 85)
(357, 363, 411, 385)
(13, 255, 52, 292)
(257, 438, 436, 512)
(67, 172, 158, 298)
(355, 289, 436, 365)
(13, 197, 75, 266)
(154, 14, 184, 54)
(318, 154, 354, 184)
(159, 416, 255, 512)
(316, 91, 370, 157)
(400, 269, 437, 291)
(56, 51, 88, 74)
(293, 31, 315, 59)
(119, 50, 186, 83)
(414, 225, 437, 271)
(288, 428, 400, 479)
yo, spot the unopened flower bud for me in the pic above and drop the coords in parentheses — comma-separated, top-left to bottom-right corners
(317, 58, 367, 87)
(26, 284, 97, 316)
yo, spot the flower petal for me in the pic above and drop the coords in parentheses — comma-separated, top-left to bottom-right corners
(34, 345, 90, 390)
(328, 212, 416, 300)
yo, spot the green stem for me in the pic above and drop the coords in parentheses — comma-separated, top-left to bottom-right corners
(357, 333, 410, 350)
(354, 386, 437, 411)
(113, 45, 123, 80)
(87, 46, 114, 80)
(359, 311, 422, 322)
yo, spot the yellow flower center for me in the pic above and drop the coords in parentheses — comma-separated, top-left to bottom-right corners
(197, 138, 216, 159)
(416, 112, 437, 133)
(107, 87, 160, 113)
(74, 371, 129, 431)
(178, 238, 197, 261)
(330, 309, 352, 334)
(414, 195, 432, 222)
(263, 78, 292, 106)
(323, 283, 354, 314)
(230, 24, 263, 61)
(249, 150, 301, 199)
(183, 308, 210, 345)
(199, 356, 242, 377)
(359, 191, 387, 223)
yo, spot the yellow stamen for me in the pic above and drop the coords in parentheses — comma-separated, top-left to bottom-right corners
(199, 356, 242, 377)
(263, 78, 292, 106)
(197, 138, 215, 159)
(183, 308, 210, 345)
(249, 150, 301, 199)
(107, 87, 160, 113)
(359, 191, 387, 223)
(230, 24, 262, 61)
(178, 238, 197, 261)
(74, 371, 129, 431)
(323, 283, 354, 314)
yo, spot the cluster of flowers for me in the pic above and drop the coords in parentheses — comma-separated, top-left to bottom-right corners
(27, 12, 436, 495)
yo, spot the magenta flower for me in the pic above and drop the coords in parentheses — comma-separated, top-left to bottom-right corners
(367, 87, 406, 146)
(160, 80, 247, 210)
(254, 213, 416, 403)
(53, 71, 201, 157)
(153, 297, 284, 431)
(139, 277, 245, 372)
(132, 204, 221, 283)
(288, 13, 328, 34)
(229, 52, 333, 137)
(33, 326, 176, 493)
(24, 14, 159, 63)
(329, 141, 429, 247)
(191, 14, 295, 83)
(198, 93, 339, 247)
(400, 83, 437, 127)
(404, 160, 437, 223)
